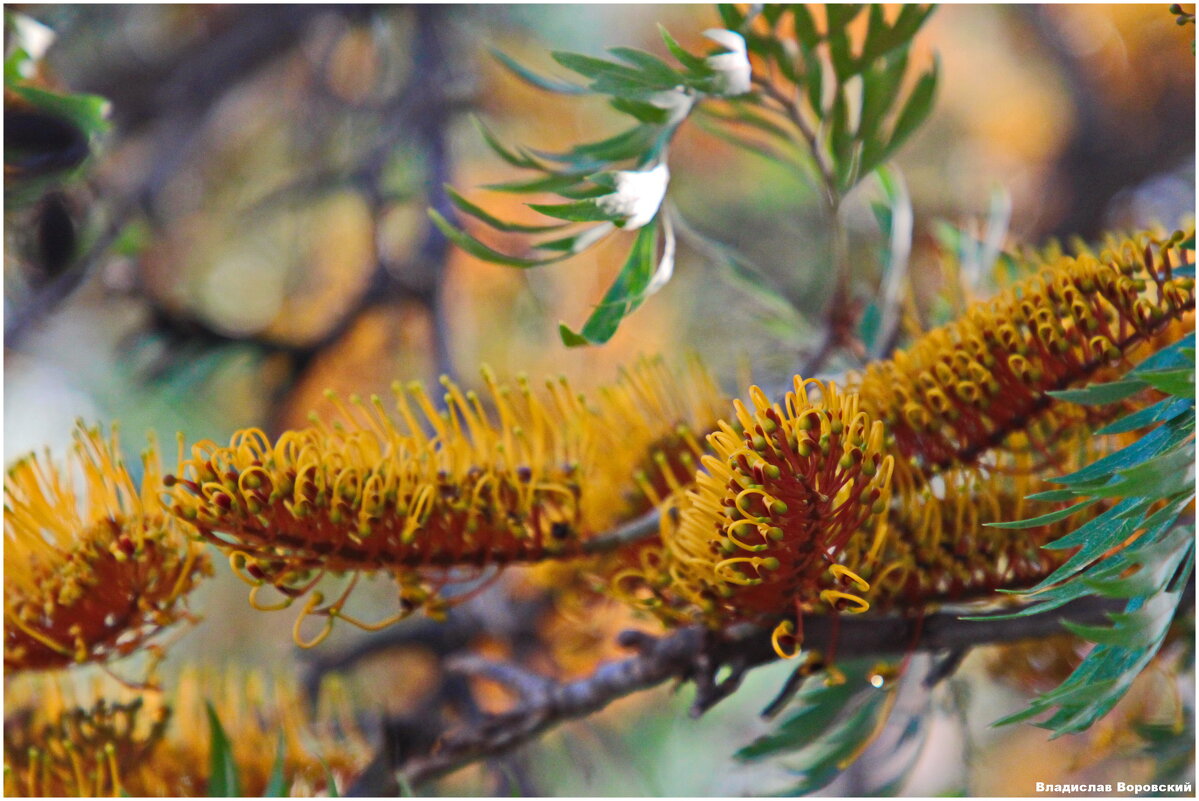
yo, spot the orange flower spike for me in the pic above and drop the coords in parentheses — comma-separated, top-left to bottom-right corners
(4, 424, 210, 673)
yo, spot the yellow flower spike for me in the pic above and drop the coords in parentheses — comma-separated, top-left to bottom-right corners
(165, 357, 728, 637)
(6, 668, 372, 797)
(5, 424, 210, 674)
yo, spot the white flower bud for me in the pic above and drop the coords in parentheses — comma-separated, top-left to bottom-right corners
(703, 29, 752, 96)
(596, 162, 670, 230)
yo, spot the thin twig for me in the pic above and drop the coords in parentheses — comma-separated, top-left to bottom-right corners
(395, 590, 1146, 787)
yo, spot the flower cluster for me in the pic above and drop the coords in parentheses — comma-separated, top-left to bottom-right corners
(854, 231, 1195, 478)
(643, 230, 1193, 660)
(639, 379, 895, 652)
(164, 358, 727, 644)
(4, 669, 369, 797)
(4, 425, 210, 672)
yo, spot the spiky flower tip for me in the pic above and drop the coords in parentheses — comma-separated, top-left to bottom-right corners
(3, 669, 370, 797)
(854, 229, 1194, 480)
(4, 424, 211, 673)
(642, 379, 894, 649)
(164, 357, 728, 645)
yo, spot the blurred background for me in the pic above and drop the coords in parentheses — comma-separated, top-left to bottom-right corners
(4, 4, 1195, 796)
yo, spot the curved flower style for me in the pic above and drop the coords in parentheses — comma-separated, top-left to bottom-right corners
(4, 425, 210, 673)
(165, 358, 727, 645)
(647, 379, 895, 646)
(4, 668, 370, 797)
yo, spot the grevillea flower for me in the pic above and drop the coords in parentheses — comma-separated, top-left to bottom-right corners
(4, 669, 369, 797)
(644, 379, 895, 652)
(646, 229, 1193, 661)
(703, 29, 752, 96)
(165, 358, 727, 645)
(595, 162, 670, 230)
(854, 230, 1195, 479)
(4, 424, 210, 673)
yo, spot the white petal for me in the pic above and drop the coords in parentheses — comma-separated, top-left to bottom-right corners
(645, 211, 676, 296)
(702, 28, 747, 55)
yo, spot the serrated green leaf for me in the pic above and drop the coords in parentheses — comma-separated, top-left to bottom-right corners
(986, 498, 1099, 530)
(1087, 442, 1196, 499)
(1052, 421, 1185, 485)
(491, 49, 589, 95)
(1096, 397, 1193, 435)
(1024, 488, 1086, 502)
(737, 677, 862, 761)
(1136, 366, 1195, 398)
(205, 701, 241, 797)
(263, 733, 288, 797)
(1048, 379, 1148, 405)
(1025, 499, 1142, 592)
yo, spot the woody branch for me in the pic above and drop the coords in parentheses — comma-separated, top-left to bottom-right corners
(372, 587, 1178, 791)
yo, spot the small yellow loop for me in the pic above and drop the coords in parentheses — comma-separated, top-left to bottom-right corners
(771, 619, 800, 660)
(713, 557, 764, 585)
(829, 564, 871, 593)
(293, 593, 335, 649)
(248, 584, 293, 612)
(819, 590, 870, 614)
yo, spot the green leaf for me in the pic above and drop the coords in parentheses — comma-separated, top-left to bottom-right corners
(658, 25, 711, 73)
(472, 117, 543, 170)
(1052, 421, 1187, 486)
(262, 733, 288, 797)
(1087, 442, 1196, 499)
(559, 222, 658, 346)
(717, 4, 745, 31)
(205, 702, 241, 797)
(607, 47, 683, 86)
(1136, 366, 1195, 398)
(1048, 379, 1147, 405)
(1096, 397, 1193, 435)
(482, 172, 585, 194)
(491, 49, 589, 95)
(609, 96, 671, 124)
(429, 209, 577, 269)
(883, 58, 937, 157)
(985, 498, 1099, 530)
(445, 186, 568, 234)
(528, 199, 622, 224)
(10, 84, 110, 139)
(791, 5, 821, 50)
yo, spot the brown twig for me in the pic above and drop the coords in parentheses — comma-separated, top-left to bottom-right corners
(392, 590, 1143, 788)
